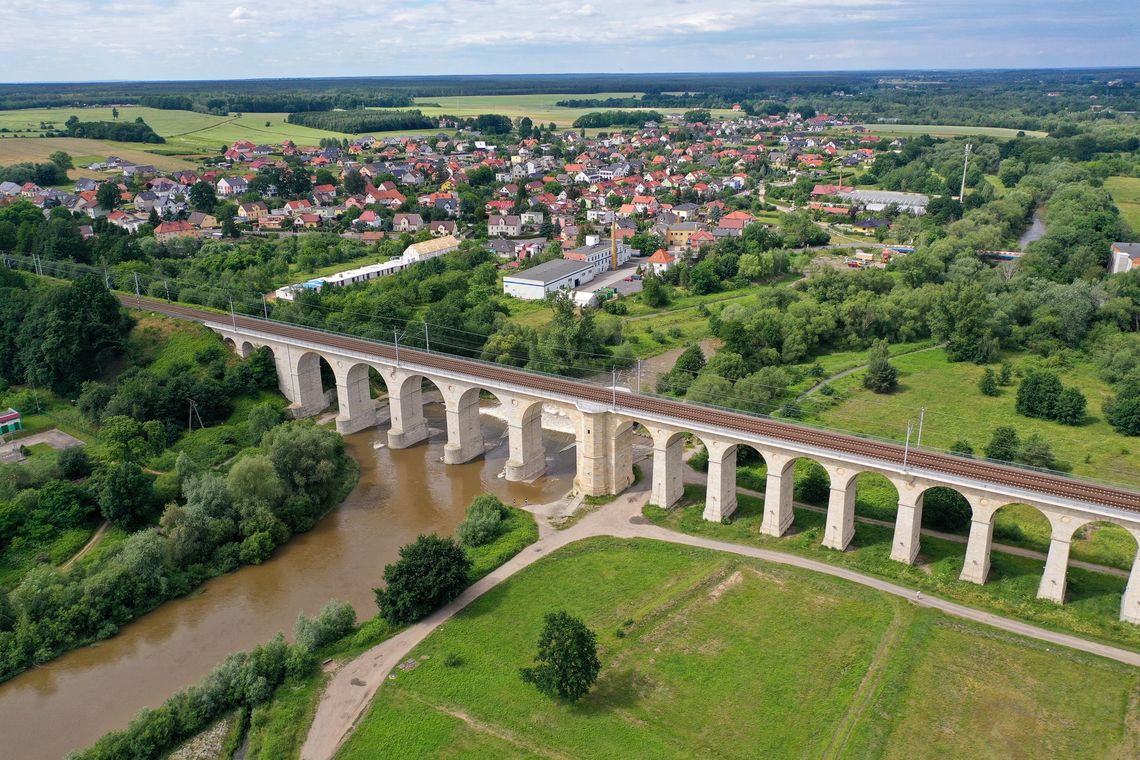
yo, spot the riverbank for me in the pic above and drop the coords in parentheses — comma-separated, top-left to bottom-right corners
(0, 411, 577, 760)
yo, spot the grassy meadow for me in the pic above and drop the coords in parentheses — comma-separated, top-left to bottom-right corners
(804, 348, 1140, 488)
(401, 92, 743, 128)
(649, 490, 1140, 650)
(336, 537, 1140, 760)
(1105, 175, 1140, 234)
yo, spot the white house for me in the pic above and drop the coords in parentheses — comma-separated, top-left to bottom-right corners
(563, 235, 632, 277)
(216, 176, 248, 197)
(503, 259, 596, 301)
(488, 214, 522, 236)
(1111, 242, 1140, 274)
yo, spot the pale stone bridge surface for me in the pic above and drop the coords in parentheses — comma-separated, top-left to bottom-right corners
(125, 297, 1140, 623)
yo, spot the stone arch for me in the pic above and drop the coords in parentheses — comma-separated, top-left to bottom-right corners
(239, 340, 256, 358)
(333, 362, 389, 434)
(1068, 519, 1139, 573)
(646, 425, 701, 510)
(385, 370, 445, 449)
(222, 336, 238, 355)
(292, 350, 337, 417)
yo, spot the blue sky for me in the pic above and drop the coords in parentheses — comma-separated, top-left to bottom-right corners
(5, 0, 1139, 82)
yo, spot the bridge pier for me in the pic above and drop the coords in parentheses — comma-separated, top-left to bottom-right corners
(648, 427, 685, 509)
(822, 468, 857, 551)
(281, 349, 331, 418)
(889, 485, 925, 564)
(703, 440, 738, 522)
(760, 453, 795, 537)
(504, 399, 545, 482)
(1037, 514, 1080, 603)
(334, 364, 377, 435)
(1122, 538, 1140, 623)
(959, 518, 995, 584)
(386, 371, 429, 449)
(443, 386, 484, 464)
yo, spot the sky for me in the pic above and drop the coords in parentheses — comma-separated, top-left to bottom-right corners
(5, 0, 1139, 83)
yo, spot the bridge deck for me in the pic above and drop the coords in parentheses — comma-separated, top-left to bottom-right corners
(121, 296, 1140, 513)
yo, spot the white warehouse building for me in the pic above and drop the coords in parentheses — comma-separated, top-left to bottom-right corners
(502, 259, 596, 301)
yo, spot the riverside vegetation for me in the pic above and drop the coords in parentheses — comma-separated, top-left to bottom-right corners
(70, 494, 538, 760)
(0, 270, 357, 682)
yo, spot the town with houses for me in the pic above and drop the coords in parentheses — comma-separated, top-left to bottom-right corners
(0, 109, 961, 307)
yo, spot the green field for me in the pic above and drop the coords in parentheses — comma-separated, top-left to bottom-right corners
(336, 537, 1139, 760)
(861, 123, 1047, 139)
(805, 348, 1140, 487)
(402, 93, 743, 128)
(650, 490, 1140, 650)
(0, 106, 358, 167)
(1105, 176, 1140, 234)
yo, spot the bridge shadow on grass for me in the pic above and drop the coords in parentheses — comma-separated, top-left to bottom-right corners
(1065, 568, 1126, 610)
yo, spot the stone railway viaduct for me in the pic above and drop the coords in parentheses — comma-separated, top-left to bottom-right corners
(124, 297, 1140, 624)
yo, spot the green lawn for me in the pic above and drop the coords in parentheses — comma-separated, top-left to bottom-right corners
(647, 491, 1140, 651)
(1105, 176, 1140, 234)
(807, 349, 1140, 487)
(336, 537, 1139, 760)
(397, 93, 744, 129)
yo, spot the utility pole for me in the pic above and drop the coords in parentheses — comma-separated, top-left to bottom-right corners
(903, 420, 913, 469)
(958, 143, 972, 204)
(262, 294, 269, 319)
(394, 328, 400, 366)
(424, 323, 430, 353)
(636, 359, 642, 394)
(164, 279, 171, 301)
(229, 299, 237, 332)
(916, 407, 925, 448)
(133, 272, 141, 296)
(612, 367, 617, 410)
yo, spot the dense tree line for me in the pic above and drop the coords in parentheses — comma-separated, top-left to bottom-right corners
(286, 109, 435, 133)
(0, 271, 132, 395)
(572, 110, 663, 128)
(0, 417, 354, 683)
(0, 161, 68, 186)
(62, 115, 164, 143)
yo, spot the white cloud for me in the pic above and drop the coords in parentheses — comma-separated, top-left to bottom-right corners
(229, 6, 258, 21)
(2, 0, 1136, 81)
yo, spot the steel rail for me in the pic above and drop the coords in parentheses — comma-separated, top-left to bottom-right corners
(122, 296, 1140, 513)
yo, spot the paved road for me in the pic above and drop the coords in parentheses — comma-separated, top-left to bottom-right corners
(0, 428, 84, 463)
(299, 470, 1140, 760)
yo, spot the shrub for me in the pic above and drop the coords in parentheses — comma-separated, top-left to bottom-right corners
(520, 611, 600, 702)
(794, 461, 830, 504)
(374, 534, 471, 625)
(920, 487, 971, 532)
(456, 494, 507, 547)
(57, 446, 91, 479)
(1053, 387, 1086, 425)
(949, 440, 974, 458)
(239, 531, 275, 565)
(978, 368, 999, 396)
(863, 340, 898, 394)
(984, 426, 1020, 462)
(294, 599, 356, 652)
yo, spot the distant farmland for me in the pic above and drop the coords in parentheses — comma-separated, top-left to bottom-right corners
(862, 123, 1047, 138)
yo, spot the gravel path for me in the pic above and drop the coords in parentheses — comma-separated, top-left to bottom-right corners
(300, 468, 1140, 760)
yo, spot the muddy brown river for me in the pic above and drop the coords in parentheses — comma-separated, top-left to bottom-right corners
(0, 406, 576, 760)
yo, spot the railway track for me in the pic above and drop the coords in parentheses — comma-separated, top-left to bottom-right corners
(123, 296, 1140, 513)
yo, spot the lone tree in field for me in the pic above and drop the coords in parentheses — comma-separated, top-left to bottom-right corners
(520, 611, 600, 702)
(374, 534, 471, 625)
(978, 367, 999, 397)
(863, 340, 898, 394)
